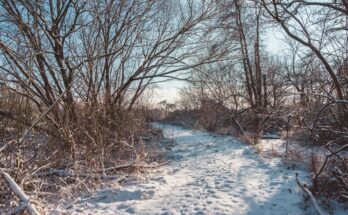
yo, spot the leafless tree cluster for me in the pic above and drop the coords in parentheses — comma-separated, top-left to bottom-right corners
(176, 0, 348, 203)
(0, 0, 225, 211)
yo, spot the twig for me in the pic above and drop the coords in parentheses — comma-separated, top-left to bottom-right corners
(132, 161, 170, 168)
(34, 168, 127, 180)
(0, 142, 8, 153)
(18, 91, 65, 145)
(10, 202, 28, 214)
(34, 160, 169, 179)
(0, 168, 40, 215)
(103, 161, 136, 172)
(295, 173, 327, 215)
(313, 144, 348, 184)
(0, 140, 16, 154)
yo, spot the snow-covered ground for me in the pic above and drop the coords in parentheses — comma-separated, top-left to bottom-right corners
(61, 123, 323, 215)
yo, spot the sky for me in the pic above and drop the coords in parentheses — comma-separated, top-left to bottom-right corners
(152, 27, 287, 104)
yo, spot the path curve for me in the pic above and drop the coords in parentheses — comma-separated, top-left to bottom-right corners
(67, 123, 308, 215)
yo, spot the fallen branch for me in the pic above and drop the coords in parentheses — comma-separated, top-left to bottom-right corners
(37, 162, 137, 178)
(34, 168, 128, 180)
(132, 161, 170, 168)
(295, 173, 327, 215)
(103, 160, 136, 172)
(34, 160, 169, 179)
(0, 168, 39, 215)
(35, 168, 76, 177)
(10, 202, 28, 214)
(313, 144, 348, 184)
(0, 140, 16, 154)
(230, 114, 245, 136)
(0, 142, 8, 153)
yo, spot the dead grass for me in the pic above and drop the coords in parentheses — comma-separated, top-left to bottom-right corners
(0, 101, 165, 213)
(254, 142, 264, 154)
(236, 133, 254, 145)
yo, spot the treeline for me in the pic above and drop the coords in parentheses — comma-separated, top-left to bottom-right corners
(172, 0, 348, 203)
(178, 0, 347, 136)
(0, 1, 226, 209)
(0, 0, 223, 166)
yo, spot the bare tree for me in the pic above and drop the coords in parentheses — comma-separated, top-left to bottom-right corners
(261, 0, 348, 125)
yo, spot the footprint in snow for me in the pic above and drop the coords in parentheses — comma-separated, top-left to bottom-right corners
(269, 181, 283, 186)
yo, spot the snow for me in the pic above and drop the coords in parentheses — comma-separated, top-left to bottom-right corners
(59, 123, 324, 214)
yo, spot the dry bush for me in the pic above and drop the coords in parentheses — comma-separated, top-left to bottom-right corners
(143, 108, 163, 122)
(281, 100, 348, 205)
(0, 90, 35, 137)
(309, 145, 348, 202)
(0, 97, 161, 212)
(254, 142, 264, 154)
(162, 109, 201, 128)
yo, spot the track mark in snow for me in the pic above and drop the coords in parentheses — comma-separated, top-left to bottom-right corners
(65, 123, 310, 215)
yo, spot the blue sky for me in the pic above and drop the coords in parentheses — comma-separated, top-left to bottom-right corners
(153, 26, 287, 103)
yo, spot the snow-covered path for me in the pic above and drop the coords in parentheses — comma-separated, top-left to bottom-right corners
(67, 123, 309, 215)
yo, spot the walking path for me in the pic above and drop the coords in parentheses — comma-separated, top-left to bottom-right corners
(66, 123, 310, 215)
